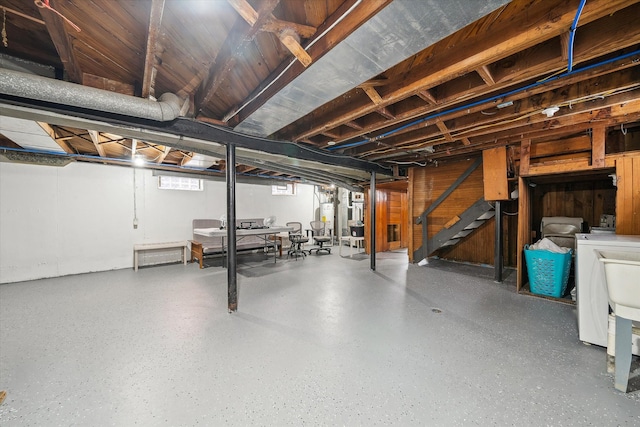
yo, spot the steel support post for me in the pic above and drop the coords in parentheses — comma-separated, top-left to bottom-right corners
(370, 171, 376, 271)
(226, 144, 238, 312)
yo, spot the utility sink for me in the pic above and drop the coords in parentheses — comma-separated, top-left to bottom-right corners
(597, 250, 640, 318)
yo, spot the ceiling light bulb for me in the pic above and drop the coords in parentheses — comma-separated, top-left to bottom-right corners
(133, 156, 145, 167)
(327, 141, 336, 146)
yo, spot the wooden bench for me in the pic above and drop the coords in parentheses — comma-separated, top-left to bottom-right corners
(133, 241, 189, 271)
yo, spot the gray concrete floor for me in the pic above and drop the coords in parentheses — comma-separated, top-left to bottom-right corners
(1, 249, 639, 426)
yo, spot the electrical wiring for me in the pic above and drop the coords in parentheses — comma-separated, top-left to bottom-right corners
(387, 160, 427, 166)
(326, 48, 640, 153)
(370, 81, 640, 161)
(223, 0, 363, 122)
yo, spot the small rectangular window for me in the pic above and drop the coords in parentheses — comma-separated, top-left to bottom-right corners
(272, 183, 296, 195)
(158, 175, 203, 191)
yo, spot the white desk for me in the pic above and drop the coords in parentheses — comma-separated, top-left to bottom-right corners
(340, 236, 364, 257)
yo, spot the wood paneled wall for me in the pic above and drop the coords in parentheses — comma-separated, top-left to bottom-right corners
(408, 158, 517, 266)
(616, 156, 640, 234)
(531, 181, 617, 237)
(364, 187, 408, 253)
(408, 152, 639, 270)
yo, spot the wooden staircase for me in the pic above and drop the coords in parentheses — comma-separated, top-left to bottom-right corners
(413, 158, 495, 261)
(426, 198, 495, 253)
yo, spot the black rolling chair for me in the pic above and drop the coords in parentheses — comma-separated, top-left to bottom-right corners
(286, 221, 309, 259)
(309, 220, 332, 254)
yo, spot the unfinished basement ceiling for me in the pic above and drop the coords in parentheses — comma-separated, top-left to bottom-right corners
(1, 0, 639, 186)
(234, 0, 510, 136)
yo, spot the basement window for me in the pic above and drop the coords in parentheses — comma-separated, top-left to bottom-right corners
(272, 184, 296, 195)
(158, 175, 203, 191)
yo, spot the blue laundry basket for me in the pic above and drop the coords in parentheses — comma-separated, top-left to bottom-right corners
(524, 244, 573, 298)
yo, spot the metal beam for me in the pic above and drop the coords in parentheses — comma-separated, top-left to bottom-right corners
(227, 144, 238, 313)
(0, 99, 392, 177)
(370, 171, 376, 271)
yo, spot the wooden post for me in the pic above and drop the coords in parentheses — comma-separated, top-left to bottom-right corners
(516, 176, 531, 292)
(520, 138, 531, 176)
(494, 200, 503, 283)
(592, 125, 606, 168)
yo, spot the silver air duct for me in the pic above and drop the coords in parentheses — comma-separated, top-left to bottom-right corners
(0, 68, 182, 122)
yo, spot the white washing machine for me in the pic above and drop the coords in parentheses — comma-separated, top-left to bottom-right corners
(575, 233, 640, 353)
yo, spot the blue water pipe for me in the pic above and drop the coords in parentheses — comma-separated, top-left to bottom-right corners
(568, 0, 587, 72)
(328, 24, 638, 152)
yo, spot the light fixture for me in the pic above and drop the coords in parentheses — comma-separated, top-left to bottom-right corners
(541, 106, 560, 118)
(327, 141, 336, 146)
(497, 100, 513, 109)
(133, 155, 145, 167)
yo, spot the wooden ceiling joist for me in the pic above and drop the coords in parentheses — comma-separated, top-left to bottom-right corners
(261, 18, 316, 39)
(344, 121, 363, 130)
(416, 89, 437, 105)
(476, 65, 495, 86)
(4, 0, 640, 180)
(141, 0, 165, 99)
(227, 0, 259, 26)
(282, 0, 638, 143)
(278, 29, 312, 67)
(196, 0, 280, 112)
(361, 86, 383, 105)
(88, 130, 107, 157)
(299, 37, 640, 152)
(37, 122, 74, 153)
(38, 0, 82, 83)
(228, 0, 312, 67)
(376, 107, 395, 120)
(225, 0, 393, 125)
(351, 77, 640, 160)
(156, 146, 171, 164)
(435, 119, 454, 142)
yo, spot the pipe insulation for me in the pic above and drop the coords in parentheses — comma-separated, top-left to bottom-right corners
(0, 68, 183, 122)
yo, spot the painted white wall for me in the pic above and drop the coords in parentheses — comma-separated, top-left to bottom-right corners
(0, 161, 315, 283)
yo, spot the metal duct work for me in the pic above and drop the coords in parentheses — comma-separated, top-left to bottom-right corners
(236, 0, 510, 136)
(0, 68, 183, 122)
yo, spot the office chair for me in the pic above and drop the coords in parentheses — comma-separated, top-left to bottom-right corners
(286, 221, 308, 259)
(309, 220, 332, 254)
